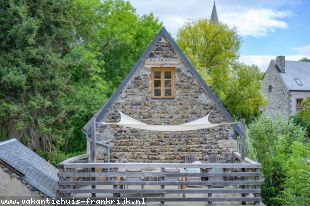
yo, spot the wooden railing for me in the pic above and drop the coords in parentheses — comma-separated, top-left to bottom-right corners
(58, 162, 261, 205)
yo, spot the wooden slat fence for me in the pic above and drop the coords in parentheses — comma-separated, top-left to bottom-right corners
(57, 162, 261, 205)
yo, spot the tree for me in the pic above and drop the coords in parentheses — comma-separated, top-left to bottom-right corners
(278, 142, 310, 206)
(176, 19, 265, 120)
(0, 0, 74, 152)
(247, 115, 306, 205)
(72, 0, 162, 90)
(225, 64, 266, 121)
(177, 19, 240, 100)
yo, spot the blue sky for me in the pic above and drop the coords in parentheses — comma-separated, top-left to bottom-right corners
(127, 0, 310, 70)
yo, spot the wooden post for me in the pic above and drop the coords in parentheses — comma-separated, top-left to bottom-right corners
(254, 168, 261, 205)
(160, 167, 165, 206)
(208, 181, 212, 205)
(57, 165, 64, 198)
(90, 118, 96, 163)
(90, 118, 96, 198)
(72, 168, 77, 189)
(240, 118, 246, 163)
(240, 118, 246, 205)
(241, 167, 247, 205)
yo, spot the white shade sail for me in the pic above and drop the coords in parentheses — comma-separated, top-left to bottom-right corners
(100, 110, 232, 132)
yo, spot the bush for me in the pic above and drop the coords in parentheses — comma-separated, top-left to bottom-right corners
(278, 142, 310, 206)
(247, 115, 306, 205)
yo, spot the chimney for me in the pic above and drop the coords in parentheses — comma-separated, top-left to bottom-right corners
(276, 56, 285, 73)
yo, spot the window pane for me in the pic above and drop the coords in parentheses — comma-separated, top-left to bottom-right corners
(154, 80, 161, 88)
(164, 71, 171, 79)
(165, 89, 171, 97)
(165, 80, 171, 88)
(154, 71, 161, 79)
(155, 89, 161, 96)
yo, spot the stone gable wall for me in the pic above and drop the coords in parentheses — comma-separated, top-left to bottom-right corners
(262, 63, 290, 117)
(95, 37, 237, 163)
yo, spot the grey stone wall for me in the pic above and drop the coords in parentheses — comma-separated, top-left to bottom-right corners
(95, 37, 237, 163)
(262, 62, 290, 117)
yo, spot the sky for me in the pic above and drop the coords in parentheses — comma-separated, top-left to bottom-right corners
(127, 0, 310, 71)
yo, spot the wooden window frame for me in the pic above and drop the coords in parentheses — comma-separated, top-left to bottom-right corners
(296, 98, 304, 112)
(151, 67, 175, 99)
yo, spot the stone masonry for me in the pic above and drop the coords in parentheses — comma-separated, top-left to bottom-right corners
(95, 37, 237, 163)
(262, 62, 290, 117)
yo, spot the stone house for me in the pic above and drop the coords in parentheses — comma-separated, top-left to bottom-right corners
(262, 56, 310, 117)
(83, 27, 241, 163)
(0, 139, 58, 198)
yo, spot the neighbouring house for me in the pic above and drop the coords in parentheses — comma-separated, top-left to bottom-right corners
(262, 56, 310, 117)
(83, 26, 241, 164)
(0, 139, 58, 198)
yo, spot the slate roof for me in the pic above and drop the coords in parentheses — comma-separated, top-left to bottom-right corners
(271, 60, 310, 91)
(0, 139, 58, 197)
(83, 27, 241, 136)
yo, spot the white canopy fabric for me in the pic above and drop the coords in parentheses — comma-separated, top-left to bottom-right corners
(101, 110, 232, 132)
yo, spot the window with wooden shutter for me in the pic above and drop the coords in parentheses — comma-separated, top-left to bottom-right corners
(151, 67, 175, 99)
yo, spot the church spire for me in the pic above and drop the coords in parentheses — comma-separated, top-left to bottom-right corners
(211, 1, 219, 24)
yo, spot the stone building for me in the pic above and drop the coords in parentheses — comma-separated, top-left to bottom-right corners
(83, 27, 241, 163)
(0, 139, 58, 198)
(262, 56, 310, 117)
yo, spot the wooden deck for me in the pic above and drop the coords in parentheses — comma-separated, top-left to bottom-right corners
(57, 154, 262, 205)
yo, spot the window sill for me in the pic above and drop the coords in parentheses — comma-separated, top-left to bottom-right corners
(151, 98, 177, 101)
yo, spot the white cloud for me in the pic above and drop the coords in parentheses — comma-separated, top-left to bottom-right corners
(292, 44, 310, 55)
(222, 9, 291, 37)
(240, 55, 310, 71)
(126, 1, 306, 71)
(127, 0, 292, 38)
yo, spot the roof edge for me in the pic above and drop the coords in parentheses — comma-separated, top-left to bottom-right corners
(0, 138, 17, 146)
(24, 176, 56, 198)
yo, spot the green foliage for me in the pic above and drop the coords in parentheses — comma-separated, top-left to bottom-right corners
(72, 0, 162, 90)
(176, 20, 265, 120)
(279, 142, 310, 206)
(0, 0, 74, 151)
(248, 115, 308, 205)
(225, 64, 266, 121)
(63, 45, 109, 152)
(176, 19, 240, 100)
